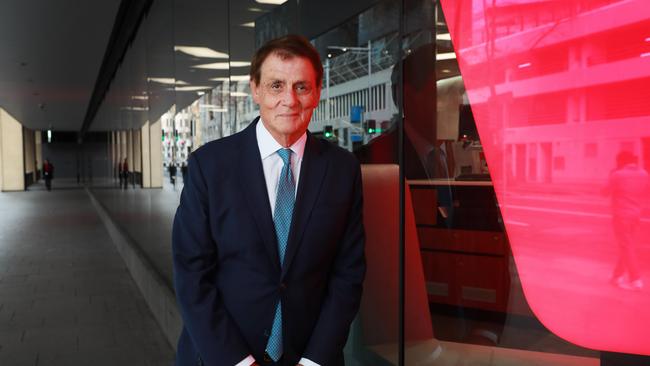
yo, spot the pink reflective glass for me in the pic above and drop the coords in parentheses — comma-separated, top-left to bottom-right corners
(441, 0, 650, 355)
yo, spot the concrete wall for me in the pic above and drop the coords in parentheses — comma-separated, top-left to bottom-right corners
(0, 108, 25, 191)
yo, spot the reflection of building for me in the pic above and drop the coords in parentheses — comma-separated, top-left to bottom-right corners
(459, 0, 650, 186)
(160, 111, 175, 167)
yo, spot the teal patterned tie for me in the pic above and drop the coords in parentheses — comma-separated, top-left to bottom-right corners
(266, 148, 295, 361)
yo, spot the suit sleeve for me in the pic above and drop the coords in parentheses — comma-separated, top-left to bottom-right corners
(303, 160, 366, 364)
(172, 153, 251, 365)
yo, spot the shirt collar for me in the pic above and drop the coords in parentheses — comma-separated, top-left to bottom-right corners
(256, 118, 307, 161)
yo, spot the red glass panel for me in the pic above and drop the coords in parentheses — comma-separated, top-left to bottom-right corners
(441, 0, 650, 355)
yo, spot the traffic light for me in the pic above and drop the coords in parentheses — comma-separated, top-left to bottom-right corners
(365, 119, 377, 134)
(324, 125, 334, 139)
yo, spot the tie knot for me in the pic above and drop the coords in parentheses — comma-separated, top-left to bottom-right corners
(277, 148, 292, 166)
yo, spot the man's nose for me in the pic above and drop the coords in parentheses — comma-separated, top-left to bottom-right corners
(280, 88, 299, 106)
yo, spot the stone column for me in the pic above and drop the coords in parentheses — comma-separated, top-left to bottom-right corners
(141, 122, 151, 188)
(0, 108, 25, 191)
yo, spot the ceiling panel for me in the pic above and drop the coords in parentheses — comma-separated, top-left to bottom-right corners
(0, 0, 120, 131)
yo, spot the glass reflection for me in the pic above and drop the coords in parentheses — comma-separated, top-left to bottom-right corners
(441, 0, 650, 357)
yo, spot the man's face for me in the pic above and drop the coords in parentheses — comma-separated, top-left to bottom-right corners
(250, 53, 321, 146)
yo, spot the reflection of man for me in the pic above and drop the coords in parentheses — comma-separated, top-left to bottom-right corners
(355, 44, 455, 225)
(173, 35, 366, 366)
(606, 151, 649, 290)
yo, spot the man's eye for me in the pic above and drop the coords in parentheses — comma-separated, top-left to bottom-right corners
(270, 82, 282, 90)
(295, 84, 311, 94)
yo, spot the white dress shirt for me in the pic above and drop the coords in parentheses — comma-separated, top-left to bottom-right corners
(235, 120, 319, 366)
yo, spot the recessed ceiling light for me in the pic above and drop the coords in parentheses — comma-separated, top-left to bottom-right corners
(436, 33, 451, 41)
(436, 52, 456, 60)
(230, 74, 250, 81)
(255, 0, 287, 4)
(248, 7, 264, 12)
(441, 69, 450, 73)
(174, 46, 228, 58)
(241, 22, 255, 28)
(175, 86, 212, 91)
(193, 61, 251, 70)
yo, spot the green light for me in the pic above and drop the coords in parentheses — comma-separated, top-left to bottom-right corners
(368, 128, 375, 133)
(325, 132, 332, 138)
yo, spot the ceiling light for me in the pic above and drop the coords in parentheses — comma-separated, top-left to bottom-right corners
(174, 46, 228, 58)
(147, 77, 188, 85)
(230, 92, 249, 97)
(132, 95, 149, 100)
(193, 62, 229, 70)
(210, 77, 229, 81)
(248, 7, 264, 12)
(441, 69, 451, 73)
(241, 22, 255, 28)
(518, 62, 532, 68)
(436, 52, 456, 60)
(121, 106, 149, 111)
(175, 86, 212, 91)
(436, 33, 451, 41)
(230, 74, 250, 81)
(193, 61, 251, 69)
(255, 0, 287, 4)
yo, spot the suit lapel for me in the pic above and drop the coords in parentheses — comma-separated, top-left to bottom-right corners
(237, 118, 281, 272)
(282, 133, 328, 279)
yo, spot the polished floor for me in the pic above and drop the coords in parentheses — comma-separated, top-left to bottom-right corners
(0, 180, 174, 366)
(0, 176, 618, 365)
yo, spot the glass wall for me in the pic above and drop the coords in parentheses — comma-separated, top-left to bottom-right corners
(89, 0, 650, 364)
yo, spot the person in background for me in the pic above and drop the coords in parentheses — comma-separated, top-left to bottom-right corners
(169, 162, 177, 188)
(120, 158, 129, 190)
(605, 150, 649, 290)
(43, 159, 54, 191)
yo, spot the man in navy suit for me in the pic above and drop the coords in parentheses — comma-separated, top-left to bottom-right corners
(172, 35, 366, 366)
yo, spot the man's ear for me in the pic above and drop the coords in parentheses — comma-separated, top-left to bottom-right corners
(250, 80, 260, 104)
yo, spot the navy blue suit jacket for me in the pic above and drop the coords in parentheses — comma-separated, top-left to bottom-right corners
(172, 119, 366, 366)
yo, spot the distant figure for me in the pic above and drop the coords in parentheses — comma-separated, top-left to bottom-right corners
(168, 162, 177, 188)
(43, 159, 54, 191)
(120, 158, 129, 190)
(606, 151, 649, 290)
(118, 159, 124, 187)
(180, 162, 188, 184)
